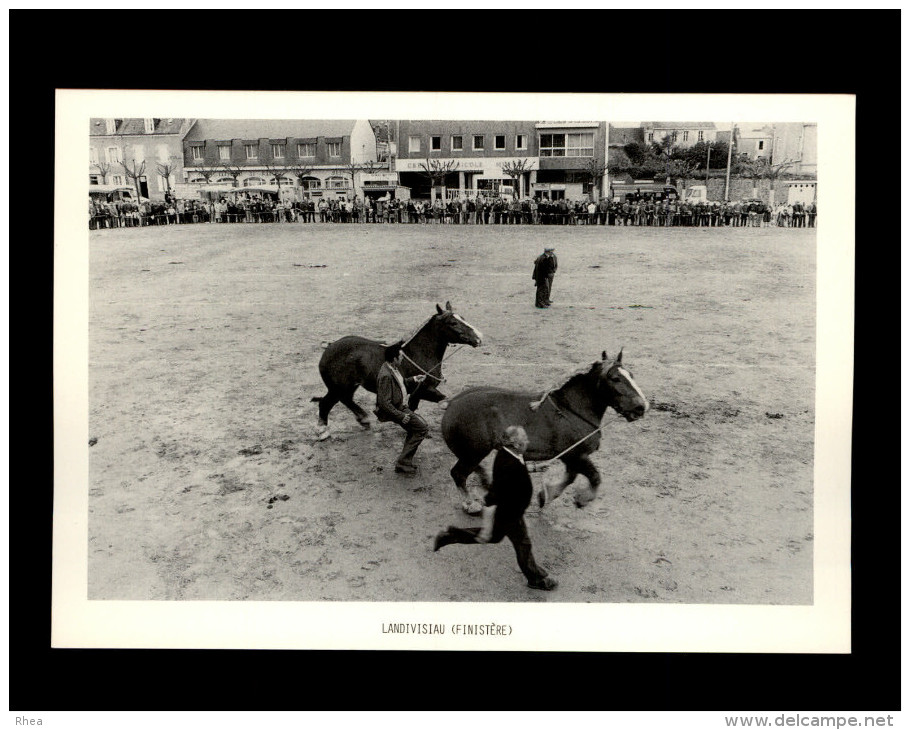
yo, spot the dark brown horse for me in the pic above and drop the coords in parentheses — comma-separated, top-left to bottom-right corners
(313, 302, 483, 439)
(441, 351, 649, 513)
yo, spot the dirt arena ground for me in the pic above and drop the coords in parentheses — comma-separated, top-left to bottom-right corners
(87, 220, 816, 603)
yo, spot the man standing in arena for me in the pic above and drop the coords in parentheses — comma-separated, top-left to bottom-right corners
(532, 246, 558, 309)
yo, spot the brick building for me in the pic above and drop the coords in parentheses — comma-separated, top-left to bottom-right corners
(394, 120, 608, 201)
(89, 118, 192, 200)
(180, 119, 383, 201)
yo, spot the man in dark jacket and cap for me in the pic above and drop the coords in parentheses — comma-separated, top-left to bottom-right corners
(532, 246, 558, 308)
(374, 342, 428, 475)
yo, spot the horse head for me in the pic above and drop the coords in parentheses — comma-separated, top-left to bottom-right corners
(597, 349, 649, 422)
(434, 301, 483, 347)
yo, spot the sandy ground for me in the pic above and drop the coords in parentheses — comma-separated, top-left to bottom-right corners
(87, 220, 815, 603)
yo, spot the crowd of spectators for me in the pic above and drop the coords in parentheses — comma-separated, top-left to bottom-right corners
(89, 194, 816, 230)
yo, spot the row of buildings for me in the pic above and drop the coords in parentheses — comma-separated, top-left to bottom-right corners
(89, 118, 817, 204)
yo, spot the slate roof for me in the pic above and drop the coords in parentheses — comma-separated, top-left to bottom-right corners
(89, 118, 186, 136)
(643, 122, 717, 130)
(184, 119, 359, 141)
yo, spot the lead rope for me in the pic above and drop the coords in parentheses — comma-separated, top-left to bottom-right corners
(527, 392, 605, 471)
(400, 343, 467, 383)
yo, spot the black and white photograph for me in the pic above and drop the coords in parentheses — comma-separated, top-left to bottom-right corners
(53, 90, 853, 652)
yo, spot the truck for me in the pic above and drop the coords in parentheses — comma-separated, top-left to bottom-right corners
(610, 180, 679, 202)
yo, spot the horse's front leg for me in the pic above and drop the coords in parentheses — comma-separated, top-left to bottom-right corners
(408, 385, 446, 410)
(566, 454, 602, 508)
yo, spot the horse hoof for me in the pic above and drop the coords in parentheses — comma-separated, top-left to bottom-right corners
(315, 427, 331, 442)
(528, 576, 558, 591)
(462, 499, 483, 516)
(537, 486, 548, 509)
(574, 490, 595, 508)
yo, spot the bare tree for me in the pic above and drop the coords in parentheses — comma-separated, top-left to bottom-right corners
(156, 157, 180, 195)
(93, 160, 111, 185)
(219, 162, 246, 188)
(418, 158, 459, 201)
(340, 160, 386, 199)
(581, 157, 608, 201)
(193, 165, 219, 185)
(262, 161, 292, 197)
(736, 156, 765, 199)
(120, 158, 146, 202)
(500, 158, 536, 199)
(761, 158, 794, 207)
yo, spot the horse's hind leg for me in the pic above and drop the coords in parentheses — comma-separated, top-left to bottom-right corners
(315, 390, 341, 439)
(450, 458, 485, 516)
(338, 387, 371, 429)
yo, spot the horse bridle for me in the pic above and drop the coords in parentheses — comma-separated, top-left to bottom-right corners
(398, 312, 469, 384)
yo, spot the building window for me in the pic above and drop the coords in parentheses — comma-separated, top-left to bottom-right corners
(300, 176, 321, 190)
(758, 140, 764, 150)
(271, 143, 285, 158)
(495, 135, 505, 150)
(539, 132, 594, 158)
(270, 176, 294, 187)
(431, 136, 441, 151)
(191, 146, 204, 161)
(473, 135, 484, 150)
(566, 133, 594, 157)
(451, 135, 463, 151)
(107, 147, 121, 164)
(647, 132, 654, 142)
(89, 175, 100, 185)
(326, 176, 348, 189)
(244, 144, 258, 160)
(516, 134, 526, 150)
(105, 119, 116, 134)
(408, 136, 421, 153)
(539, 134, 565, 157)
(682, 131, 689, 142)
(297, 143, 316, 157)
(327, 142, 341, 157)
(144, 119, 155, 133)
(698, 131, 704, 142)
(243, 177, 266, 187)
(214, 177, 233, 184)
(218, 145, 231, 161)
(90, 147, 98, 165)
(111, 175, 124, 186)
(158, 144, 170, 162)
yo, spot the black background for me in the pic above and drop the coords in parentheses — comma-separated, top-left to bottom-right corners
(12, 9, 895, 713)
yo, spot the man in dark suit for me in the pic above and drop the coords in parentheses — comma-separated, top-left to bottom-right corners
(374, 342, 428, 475)
(532, 246, 558, 309)
(433, 426, 557, 591)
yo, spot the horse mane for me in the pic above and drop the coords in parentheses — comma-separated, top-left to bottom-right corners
(530, 360, 601, 409)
